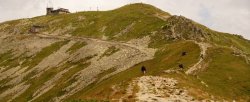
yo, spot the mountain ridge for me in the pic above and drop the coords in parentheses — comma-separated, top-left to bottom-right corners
(0, 3, 250, 102)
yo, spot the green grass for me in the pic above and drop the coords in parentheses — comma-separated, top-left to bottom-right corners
(21, 40, 69, 70)
(0, 51, 31, 76)
(33, 55, 97, 102)
(0, 50, 13, 63)
(99, 46, 119, 59)
(33, 63, 90, 102)
(96, 67, 117, 80)
(11, 67, 61, 102)
(12, 56, 92, 102)
(197, 47, 250, 100)
(0, 50, 17, 70)
(67, 41, 87, 54)
(0, 78, 13, 95)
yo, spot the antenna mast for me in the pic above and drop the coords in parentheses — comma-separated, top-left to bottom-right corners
(47, 0, 53, 8)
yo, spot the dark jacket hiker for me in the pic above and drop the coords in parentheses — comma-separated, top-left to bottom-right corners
(141, 66, 147, 74)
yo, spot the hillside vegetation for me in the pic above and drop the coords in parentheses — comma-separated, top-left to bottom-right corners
(0, 3, 250, 102)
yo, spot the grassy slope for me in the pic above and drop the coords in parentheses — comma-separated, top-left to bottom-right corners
(0, 40, 70, 102)
(198, 47, 250, 100)
(70, 42, 250, 101)
(0, 3, 250, 101)
(66, 41, 87, 54)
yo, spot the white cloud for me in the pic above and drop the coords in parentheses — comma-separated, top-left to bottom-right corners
(0, 0, 249, 39)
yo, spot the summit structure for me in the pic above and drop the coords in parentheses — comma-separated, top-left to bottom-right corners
(46, 0, 70, 15)
(46, 7, 70, 15)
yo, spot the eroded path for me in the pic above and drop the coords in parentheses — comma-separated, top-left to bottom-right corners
(185, 41, 211, 75)
(35, 34, 154, 55)
(121, 76, 196, 102)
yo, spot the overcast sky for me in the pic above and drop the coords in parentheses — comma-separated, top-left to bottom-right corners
(0, 0, 249, 39)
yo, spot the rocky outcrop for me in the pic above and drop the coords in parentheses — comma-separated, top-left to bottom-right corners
(162, 15, 210, 41)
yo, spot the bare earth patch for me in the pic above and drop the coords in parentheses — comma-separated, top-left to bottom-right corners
(122, 76, 196, 102)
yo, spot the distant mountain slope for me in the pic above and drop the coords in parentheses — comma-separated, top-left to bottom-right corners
(0, 3, 250, 102)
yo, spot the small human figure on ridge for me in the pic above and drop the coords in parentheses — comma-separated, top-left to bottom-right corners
(179, 64, 184, 69)
(141, 66, 147, 74)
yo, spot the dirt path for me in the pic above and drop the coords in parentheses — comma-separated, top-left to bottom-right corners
(122, 76, 196, 102)
(185, 41, 211, 75)
(35, 34, 152, 55)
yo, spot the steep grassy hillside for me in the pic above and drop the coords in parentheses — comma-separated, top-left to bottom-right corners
(0, 3, 250, 102)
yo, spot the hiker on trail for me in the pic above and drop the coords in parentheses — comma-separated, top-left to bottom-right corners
(201, 54, 204, 59)
(179, 64, 184, 69)
(182, 52, 187, 56)
(141, 66, 147, 74)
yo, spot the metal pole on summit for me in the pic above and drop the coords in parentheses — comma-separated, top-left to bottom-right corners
(47, 0, 53, 8)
